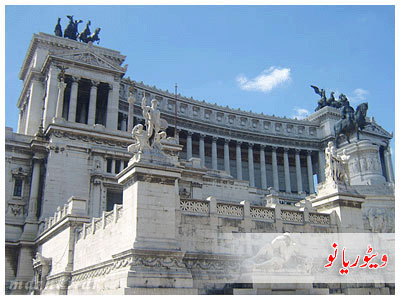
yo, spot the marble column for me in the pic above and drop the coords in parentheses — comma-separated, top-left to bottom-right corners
(87, 80, 99, 126)
(68, 76, 80, 122)
(272, 146, 279, 191)
(318, 149, 326, 183)
(295, 149, 303, 193)
(106, 83, 119, 130)
(384, 146, 394, 183)
(43, 67, 59, 128)
(176, 129, 180, 145)
(17, 110, 24, 133)
(283, 148, 291, 193)
(307, 151, 314, 194)
(248, 143, 255, 187)
(111, 159, 116, 174)
(121, 115, 127, 131)
(187, 131, 193, 160)
(92, 179, 102, 218)
(236, 141, 243, 180)
(260, 145, 267, 190)
(25, 78, 44, 135)
(127, 93, 135, 133)
(199, 134, 205, 168)
(27, 158, 41, 221)
(224, 139, 231, 174)
(55, 80, 67, 119)
(212, 137, 218, 170)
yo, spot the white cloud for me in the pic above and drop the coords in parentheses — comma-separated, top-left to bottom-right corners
(349, 88, 369, 104)
(292, 107, 310, 120)
(236, 67, 291, 93)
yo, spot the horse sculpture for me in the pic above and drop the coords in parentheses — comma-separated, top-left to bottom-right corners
(334, 102, 368, 145)
(63, 15, 82, 40)
(78, 21, 91, 43)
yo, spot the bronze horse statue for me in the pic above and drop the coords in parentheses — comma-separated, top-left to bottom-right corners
(334, 102, 368, 145)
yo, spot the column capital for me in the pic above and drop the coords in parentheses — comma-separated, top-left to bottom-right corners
(248, 143, 254, 148)
(71, 76, 80, 83)
(212, 136, 218, 142)
(295, 148, 302, 153)
(91, 80, 100, 88)
(259, 144, 266, 150)
(306, 150, 313, 155)
(283, 147, 290, 152)
(272, 146, 278, 151)
(187, 131, 193, 136)
(200, 133, 206, 138)
(107, 83, 113, 90)
(236, 141, 243, 146)
(224, 138, 231, 144)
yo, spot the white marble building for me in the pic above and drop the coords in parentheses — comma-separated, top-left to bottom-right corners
(5, 32, 395, 295)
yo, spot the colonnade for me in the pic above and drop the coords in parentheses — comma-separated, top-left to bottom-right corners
(55, 75, 127, 131)
(178, 130, 320, 194)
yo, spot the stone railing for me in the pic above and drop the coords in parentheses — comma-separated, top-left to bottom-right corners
(180, 198, 331, 226)
(180, 199, 209, 214)
(309, 212, 330, 225)
(281, 210, 304, 223)
(76, 204, 123, 242)
(216, 202, 244, 218)
(250, 206, 275, 221)
(41, 197, 87, 234)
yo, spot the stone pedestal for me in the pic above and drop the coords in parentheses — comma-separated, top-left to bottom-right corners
(117, 150, 194, 291)
(312, 180, 365, 232)
(339, 140, 386, 185)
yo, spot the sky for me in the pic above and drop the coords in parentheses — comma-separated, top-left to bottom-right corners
(4, 5, 396, 158)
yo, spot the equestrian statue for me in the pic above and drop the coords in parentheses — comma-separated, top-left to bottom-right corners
(311, 85, 369, 145)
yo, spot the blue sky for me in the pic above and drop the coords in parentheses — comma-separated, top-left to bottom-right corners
(4, 5, 395, 156)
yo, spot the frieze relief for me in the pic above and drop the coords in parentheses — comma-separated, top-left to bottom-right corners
(51, 130, 130, 148)
(70, 252, 239, 283)
(365, 207, 394, 233)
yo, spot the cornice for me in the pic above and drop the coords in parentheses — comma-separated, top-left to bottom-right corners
(121, 79, 319, 126)
(45, 123, 133, 149)
(20, 32, 126, 82)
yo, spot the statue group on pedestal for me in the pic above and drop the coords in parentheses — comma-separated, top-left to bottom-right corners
(128, 96, 169, 156)
(324, 141, 351, 185)
(311, 85, 369, 144)
(54, 16, 101, 44)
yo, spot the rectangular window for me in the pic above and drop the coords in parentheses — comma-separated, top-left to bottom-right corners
(13, 178, 23, 197)
(106, 158, 112, 173)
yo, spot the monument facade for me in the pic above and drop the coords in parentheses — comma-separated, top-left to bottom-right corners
(5, 23, 395, 295)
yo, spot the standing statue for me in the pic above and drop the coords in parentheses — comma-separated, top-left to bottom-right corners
(54, 17, 62, 37)
(324, 141, 351, 185)
(311, 85, 327, 111)
(141, 96, 168, 139)
(78, 20, 91, 43)
(129, 95, 168, 157)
